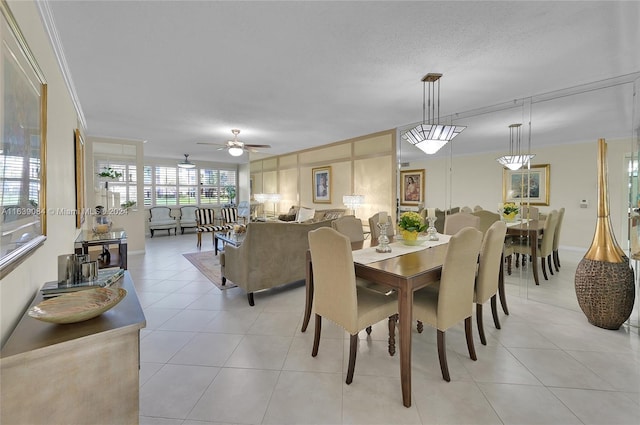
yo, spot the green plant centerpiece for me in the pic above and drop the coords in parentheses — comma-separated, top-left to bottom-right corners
(502, 202, 519, 221)
(398, 211, 427, 243)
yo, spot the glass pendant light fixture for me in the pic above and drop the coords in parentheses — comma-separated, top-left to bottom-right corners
(496, 123, 535, 170)
(177, 153, 196, 169)
(404, 73, 466, 154)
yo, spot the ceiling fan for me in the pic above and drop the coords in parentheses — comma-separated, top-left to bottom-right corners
(197, 129, 271, 157)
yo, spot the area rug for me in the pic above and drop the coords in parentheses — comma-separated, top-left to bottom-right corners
(183, 251, 237, 290)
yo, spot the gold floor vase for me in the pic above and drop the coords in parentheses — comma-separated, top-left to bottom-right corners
(574, 139, 635, 329)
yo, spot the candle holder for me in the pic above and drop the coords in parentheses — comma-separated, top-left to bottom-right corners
(427, 216, 439, 241)
(376, 222, 392, 253)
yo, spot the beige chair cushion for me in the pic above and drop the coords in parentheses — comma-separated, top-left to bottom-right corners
(308, 227, 397, 335)
(471, 210, 500, 235)
(331, 215, 365, 242)
(474, 221, 507, 304)
(368, 212, 395, 239)
(443, 212, 480, 235)
(413, 227, 483, 331)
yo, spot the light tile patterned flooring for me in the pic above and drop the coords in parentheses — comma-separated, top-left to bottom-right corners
(133, 233, 640, 425)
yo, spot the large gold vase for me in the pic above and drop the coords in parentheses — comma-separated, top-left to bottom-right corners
(574, 139, 635, 329)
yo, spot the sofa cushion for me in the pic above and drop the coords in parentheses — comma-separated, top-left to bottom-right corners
(296, 207, 316, 223)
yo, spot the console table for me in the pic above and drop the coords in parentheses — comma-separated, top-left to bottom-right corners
(74, 228, 128, 269)
(0, 272, 145, 424)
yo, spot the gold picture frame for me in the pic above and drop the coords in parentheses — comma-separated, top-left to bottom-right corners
(312, 166, 331, 203)
(75, 129, 85, 228)
(502, 164, 550, 206)
(0, 0, 48, 278)
(400, 169, 425, 206)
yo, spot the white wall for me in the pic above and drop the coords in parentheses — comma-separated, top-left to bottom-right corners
(412, 138, 633, 250)
(1, 1, 81, 345)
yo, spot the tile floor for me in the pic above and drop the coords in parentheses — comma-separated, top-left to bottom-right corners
(132, 233, 640, 425)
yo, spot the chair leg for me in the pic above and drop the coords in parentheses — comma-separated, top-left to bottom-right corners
(515, 253, 520, 268)
(388, 314, 397, 356)
(197, 232, 202, 248)
(490, 294, 501, 330)
(555, 250, 561, 269)
(346, 334, 358, 385)
(365, 326, 372, 335)
(436, 330, 450, 382)
(548, 255, 554, 275)
(312, 314, 322, 357)
(506, 255, 512, 275)
(417, 320, 423, 333)
(465, 317, 477, 361)
(222, 276, 226, 285)
(476, 303, 486, 345)
(150, 229, 154, 238)
(541, 258, 548, 280)
(247, 292, 255, 306)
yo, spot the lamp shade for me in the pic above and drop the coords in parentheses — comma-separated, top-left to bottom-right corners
(343, 195, 364, 209)
(228, 146, 244, 157)
(496, 123, 534, 170)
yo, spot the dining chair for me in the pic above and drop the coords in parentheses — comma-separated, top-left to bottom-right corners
(331, 215, 365, 242)
(471, 210, 500, 235)
(443, 212, 480, 235)
(368, 212, 395, 239)
(512, 209, 559, 281)
(474, 221, 507, 345)
(552, 207, 565, 271)
(308, 227, 398, 384)
(520, 205, 539, 220)
(413, 227, 483, 382)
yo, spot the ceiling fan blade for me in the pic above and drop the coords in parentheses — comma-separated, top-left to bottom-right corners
(244, 144, 271, 148)
(196, 142, 224, 146)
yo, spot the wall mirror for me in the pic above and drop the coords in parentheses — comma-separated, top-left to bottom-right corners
(0, 1, 47, 278)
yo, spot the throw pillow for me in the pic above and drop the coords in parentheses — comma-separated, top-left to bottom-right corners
(324, 211, 343, 220)
(278, 213, 297, 222)
(296, 207, 316, 223)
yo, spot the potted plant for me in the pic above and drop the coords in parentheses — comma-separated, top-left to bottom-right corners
(225, 186, 236, 205)
(96, 167, 123, 180)
(398, 211, 427, 242)
(502, 202, 519, 221)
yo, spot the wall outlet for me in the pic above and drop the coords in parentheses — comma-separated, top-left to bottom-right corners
(580, 199, 588, 208)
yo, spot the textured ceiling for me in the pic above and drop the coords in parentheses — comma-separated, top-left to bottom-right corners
(42, 1, 640, 164)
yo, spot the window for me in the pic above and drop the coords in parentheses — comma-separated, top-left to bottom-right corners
(142, 163, 237, 207)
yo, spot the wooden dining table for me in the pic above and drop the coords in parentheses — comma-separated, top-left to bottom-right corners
(505, 219, 545, 286)
(301, 237, 448, 408)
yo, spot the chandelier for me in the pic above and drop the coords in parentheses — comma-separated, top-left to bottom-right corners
(496, 123, 535, 170)
(404, 73, 466, 154)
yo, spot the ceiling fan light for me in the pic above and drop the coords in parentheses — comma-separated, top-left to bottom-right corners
(177, 153, 196, 169)
(228, 146, 244, 156)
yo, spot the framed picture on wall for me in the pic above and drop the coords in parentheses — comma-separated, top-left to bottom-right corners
(502, 164, 550, 206)
(400, 169, 424, 206)
(74, 129, 85, 228)
(312, 166, 331, 203)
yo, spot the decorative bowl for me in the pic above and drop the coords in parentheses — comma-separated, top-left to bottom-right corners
(28, 287, 127, 324)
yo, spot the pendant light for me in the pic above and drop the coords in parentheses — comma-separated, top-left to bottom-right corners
(404, 73, 466, 154)
(496, 124, 535, 170)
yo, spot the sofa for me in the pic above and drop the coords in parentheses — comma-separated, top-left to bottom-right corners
(277, 206, 346, 222)
(220, 219, 333, 305)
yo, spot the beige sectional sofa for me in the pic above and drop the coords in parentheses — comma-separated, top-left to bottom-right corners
(220, 219, 334, 305)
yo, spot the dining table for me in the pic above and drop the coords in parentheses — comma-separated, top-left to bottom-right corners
(301, 236, 450, 408)
(505, 219, 545, 286)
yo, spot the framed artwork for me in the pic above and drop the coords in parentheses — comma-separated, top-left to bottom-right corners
(503, 164, 550, 206)
(74, 129, 85, 228)
(400, 169, 425, 206)
(0, 1, 48, 278)
(312, 166, 331, 203)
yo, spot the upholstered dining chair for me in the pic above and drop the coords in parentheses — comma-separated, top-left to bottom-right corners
(474, 221, 507, 345)
(520, 205, 540, 220)
(443, 212, 480, 235)
(511, 209, 559, 281)
(368, 212, 395, 239)
(331, 215, 365, 242)
(471, 210, 500, 235)
(307, 227, 398, 385)
(552, 207, 565, 271)
(413, 227, 483, 382)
